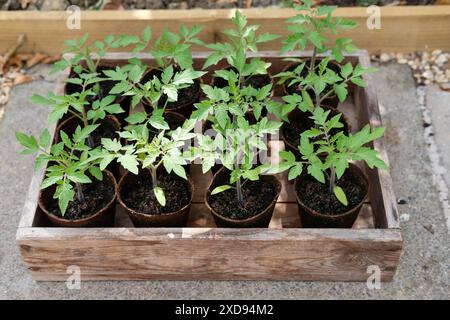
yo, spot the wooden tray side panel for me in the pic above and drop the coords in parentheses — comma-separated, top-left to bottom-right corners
(17, 228, 402, 282)
(1, 7, 450, 54)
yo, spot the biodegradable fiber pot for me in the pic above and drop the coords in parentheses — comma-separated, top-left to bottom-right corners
(281, 106, 351, 158)
(283, 59, 341, 108)
(294, 163, 369, 228)
(38, 170, 117, 227)
(117, 170, 194, 227)
(141, 68, 201, 118)
(205, 167, 281, 228)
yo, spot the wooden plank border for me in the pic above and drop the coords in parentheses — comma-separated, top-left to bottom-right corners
(1, 6, 450, 54)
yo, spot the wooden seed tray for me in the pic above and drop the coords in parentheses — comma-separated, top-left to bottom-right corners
(16, 50, 402, 282)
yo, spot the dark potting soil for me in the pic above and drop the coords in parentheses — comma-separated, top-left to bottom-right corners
(122, 172, 191, 215)
(209, 180, 277, 220)
(283, 113, 314, 148)
(46, 178, 114, 220)
(89, 119, 118, 147)
(143, 69, 200, 109)
(296, 170, 366, 215)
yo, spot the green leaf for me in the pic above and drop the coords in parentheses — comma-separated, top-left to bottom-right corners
(39, 129, 51, 149)
(333, 186, 348, 206)
(142, 26, 152, 42)
(149, 113, 170, 130)
(308, 163, 325, 184)
(172, 69, 206, 86)
(255, 33, 280, 43)
(211, 185, 232, 195)
(68, 172, 92, 184)
(333, 83, 348, 103)
(101, 138, 121, 152)
(41, 175, 62, 189)
(118, 154, 139, 174)
(351, 77, 366, 87)
(88, 166, 103, 181)
(279, 150, 296, 163)
(154, 186, 166, 206)
(125, 112, 147, 124)
(203, 52, 224, 69)
(16, 132, 39, 151)
(58, 182, 75, 216)
(29, 94, 52, 106)
(340, 62, 353, 78)
(288, 164, 302, 180)
(163, 84, 178, 101)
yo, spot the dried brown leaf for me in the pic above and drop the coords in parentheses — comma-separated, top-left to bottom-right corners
(26, 53, 47, 69)
(13, 74, 34, 86)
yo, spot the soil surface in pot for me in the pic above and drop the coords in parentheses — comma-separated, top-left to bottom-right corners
(285, 60, 340, 96)
(143, 68, 200, 109)
(89, 119, 118, 147)
(122, 172, 190, 215)
(296, 170, 366, 215)
(210, 180, 276, 220)
(46, 178, 115, 220)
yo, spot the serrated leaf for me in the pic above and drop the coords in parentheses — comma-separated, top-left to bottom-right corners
(68, 172, 92, 184)
(125, 112, 147, 124)
(16, 132, 39, 151)
(118, 154, 139, 174)
(351, 77, 366, 87)
(39, 129, 51, 148)
(288, 164, 302, 180)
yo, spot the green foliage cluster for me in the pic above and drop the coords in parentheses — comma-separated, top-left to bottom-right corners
(17, 2, 388, 217)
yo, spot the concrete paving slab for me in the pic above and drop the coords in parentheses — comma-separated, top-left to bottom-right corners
(427, 85, 450, 190)
(0, 63, 448, 299)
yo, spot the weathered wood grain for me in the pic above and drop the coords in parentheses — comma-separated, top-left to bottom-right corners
(1, 7, 450, 54)
(17, 227, 401, 281)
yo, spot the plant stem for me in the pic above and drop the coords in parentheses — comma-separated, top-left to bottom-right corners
(309, 46, 317, 75)
(149, 166, 158, 188)
(329, 166, 336, 193)
(80, 95, 95, 148)
(75, 182, 85, 202)
(236, 177, 245, 206)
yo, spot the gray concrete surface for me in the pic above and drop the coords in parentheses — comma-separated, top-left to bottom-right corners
(0, 63, 448, 299)
(427, 85, 450, 188)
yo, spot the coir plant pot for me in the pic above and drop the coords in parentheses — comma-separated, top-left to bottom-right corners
(281, 106, 351, 158)
(294, 163, 369, 228)
(205, 167, 281, 228)
(141, 68, 202, 118)
(117, 170, 194, 227)
(38, 170, 117, 227)
(283, 59, 341, 108)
